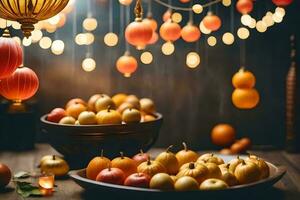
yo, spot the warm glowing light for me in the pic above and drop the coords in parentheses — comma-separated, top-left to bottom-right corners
(12, 36, 21, 45)
(207, 36, 217, 46)
(85, 33, 95, 45)
(0, 18, 6, 29)
(46, 25, 57, 33)
(48, 15, 60, 25)
(83, 17, 98, 31)
(186, 52, 200, 68)
(248, 18, 256, 29)
(241, 14, 252, 26)
(104, 32, 119, 47)
(22, 37, 32, 46)
(161, 42, 175, 55)
(222, 0, 231, 6)
(140, 51, 153, 64)
(82, 58, 96, 72)
(275, 7, 285, 18)
(39, 37, 52, 49)
(11, 21, 21, 30)
(171, 12, 182, 23)
(199, 21, 211, 34)
(272, 14, 283, 23)
(237, 27, 250, 39)
(75, 33, 87, 45)
(119, 0, 132, 6)
(192, 4, 203, 14)
(51, 40, 65, 55)
(31, 29, 43, 43)
(262, 15, 274, 27)
(222, 32, 235, 45)
(256, 21, 267, 32)
(38, 174, 54, 190)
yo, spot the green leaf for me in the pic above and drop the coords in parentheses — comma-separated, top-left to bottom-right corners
(13, 171, 31, 179)
(15, 181, 42, 198)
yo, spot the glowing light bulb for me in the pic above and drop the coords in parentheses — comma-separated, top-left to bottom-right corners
(256, 21, 267, 32)
(119, 0, 132, 6)
(207, 36, 217, 46)
(75, 33, 87, 45)
(140, 51, 153, 64)
(82, 58, 96, 72)
(48, 15, 60, 25)
(186, 52, 200, 68)
(171, 12, 182, 23)
(85, 33, 95, 45)
(248, 18, 256, 29)
(237, 27, 250, 39)
(104, 32, 119, 47)
(192, 4, 203, 14)
(0, 18, 6, 29)
(222, 32, 234, 45)
(83, 17, 98, 31)
(222, 0, 231, 6)
(12, 21, 21, 30)
(51, 40, 65, 55)
(272, 14, 283, 23)
(199, 21, 211, 34)
(262, 15, 274, 27)
(241, 14, 252, 26)
(22, 37, 32, 46)
(275, 7, 285, 18)
(39, 37, 52, 49)
(31, 29, 43, 43)
(161, 42, 175, 55)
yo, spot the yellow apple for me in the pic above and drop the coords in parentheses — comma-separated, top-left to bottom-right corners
(140, 98, 155, 114)
(95, 95, 115, 112)
(59, 116, 76, 125)
(122, 108, 141, 124)
(200, 178, 229, 190)
(78, 111, 97, 125)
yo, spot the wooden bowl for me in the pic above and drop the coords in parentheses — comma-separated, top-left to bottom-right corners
(40, 113, 163, 169)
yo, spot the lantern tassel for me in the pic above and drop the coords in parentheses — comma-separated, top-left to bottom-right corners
(2, 28, 11, 38)
(134, 0, 143, 21)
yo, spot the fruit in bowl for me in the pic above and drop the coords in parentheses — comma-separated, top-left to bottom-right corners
(47, 108, 66, 123)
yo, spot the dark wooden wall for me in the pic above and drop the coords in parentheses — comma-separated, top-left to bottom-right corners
(9, 0, 300, 149)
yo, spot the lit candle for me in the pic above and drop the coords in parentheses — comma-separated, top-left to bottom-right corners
(38, 174, 55, 195)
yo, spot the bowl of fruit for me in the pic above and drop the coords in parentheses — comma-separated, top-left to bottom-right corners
(40, 93, 163, 168)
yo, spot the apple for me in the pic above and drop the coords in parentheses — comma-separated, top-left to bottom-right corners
(87, 94, 102, 111)
(122, 108, 141, 124)
(174, 176, 199, 191)
(65, 98, 87, 109)
(234, 160, 260, 184)
(47, 108, 66, 123)
(78, 111, 97, 125)
(132, 150, 150, 166)
(0, 163, 11, 188)
(117, 102, 136, 114)
(203, 162, 222, 179)
(140, 98, 155, 114)
(112, 93, 128, 108)
(125, 95, 141, 110)
(96, 167, 125, 185)
(124, 173, 151, 188)
(59, 116, 76, 125)
(142, 115, 156, 122)
(96, 108, 122, 125)
(66, 103, 87, 119)
(149, 173, 174, 190)
(200, 178, 229, 190)
(95, 95, 116, 112)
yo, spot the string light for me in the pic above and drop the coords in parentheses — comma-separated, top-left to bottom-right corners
(51, 40, 65, 55)
(104, 32, 119, 47)
(161, 42, 175, 55)
(85, 33, 95, 45)
(272, 14, 283, 23)
(186, 52, 200, 68)
(22, 37, 32, 47)
(119, 0, 133, 6)
(192, 4, 203, 14)
(31, 29, 43, 43)
(39, 37, 52, 49)
(237, 27, 250, 39)
(275, 7, 285, 18)
(140, 52, 153, 64)
(222, 32, 234, 45)
(262, 15, 274, 27)
(241, 14, 252, 26)
(207, 36, 217, 46)
(256, 21, 267, 32)
(222, 0, 231, 6)
(48, 15, 60, 26)
(75, 33, 87, 45)
(0, 18, 6, 29)
(83, 17, 98, 31)
(171, 12, 182, 23)
(248, 18, 256, 29)
(82, 58, 96, 72)
(199, 21, 211, 34)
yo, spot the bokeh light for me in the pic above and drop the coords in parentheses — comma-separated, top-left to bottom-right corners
(104, 32, 119, 47)
(82, 58, 96, 72)
(39, 37, 52, 49)
(186, 52, 200, 68)
(207, 36, 217, 46)
(161, 42, 175, 55)
(140, 51, 153, 64)
(222, 32, 235, 45)
(83, 17, 98, 31)
(237, 27, 250, 39)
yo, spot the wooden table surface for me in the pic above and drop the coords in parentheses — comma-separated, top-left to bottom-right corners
(0, 144, 299, 200)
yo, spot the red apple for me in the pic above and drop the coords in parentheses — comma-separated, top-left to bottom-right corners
(124, 173, 151, 188)
(47, 108, 66, 123)
(65, 98, 87, 109)
(132, 150, 150, 166)
(0, 163, 11, 188)
(96, 167, 125, 185)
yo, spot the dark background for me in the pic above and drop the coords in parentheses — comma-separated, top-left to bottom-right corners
(1, 0, 300, 150)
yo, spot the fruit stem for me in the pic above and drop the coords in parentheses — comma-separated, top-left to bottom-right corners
(120, 152, 124, 159)
(241, 160, 246, 165)
(166, 145, 173, 153)
(52, 155, 56, 160)
(189, 162, 195, 169)
(182, 142, 188, 151)
(108, 163, 111, 171)
(140, 149, 144, 155)
(147, 157, 151, 165)
(101, 149, 104, 158)
(107, 105, 111, 112)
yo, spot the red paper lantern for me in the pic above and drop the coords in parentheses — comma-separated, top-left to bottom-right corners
(181, 23, 201, 42)
(159, 20, 181, 42)
(180, 0, 191, 3)
(116, 52, 138, 77)
(236, 0, 254, 14)
(0, 67, 39, 102)
(272, 0, 293, 6)
(162, 9, 172, 22)
(147, 32, 159, 45)
(143, 17, 158, 32)
(0, 30, 23, 79)
(203, 12, 222, 31)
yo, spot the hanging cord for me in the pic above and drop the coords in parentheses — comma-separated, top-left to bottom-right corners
(188, 1, 193, 24)
(125, 5, 130, 52)
(153, 0, 222, 11)
(109, 0, 113, 32)
(120, 3, 124, 35)
(147, 0, 152, 17)
(240, 40, 246, 67)
(230, 1, 234, 32)
(87, 0, 92, 18)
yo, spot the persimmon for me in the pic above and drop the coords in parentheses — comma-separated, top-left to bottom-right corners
(246, 155, 269, 179)
(86, 150, 111, 180)
(176, 142, 199, 167)
(177, 162, 208, 184)
(132, 150, 150, 166)
(232, 68, 256, 89)
(96, 166, 125, 185)
(232, 88, 260, 109)
(155, 145, 179, 175)
(111, 152, 137, 178)
(234, 160, 260, 184)
(96, 107, 122, 125)
(137, 158, 166, 177)
(211, 124, 236, 147)
(66, 103, 87, 119)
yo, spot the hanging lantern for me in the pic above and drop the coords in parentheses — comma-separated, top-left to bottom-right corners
(116, 51, 138, 77)
(181, 23, 201, 42)
(125, 0, 153, 50)
(236, 0, 253, 14)
(203, 12, 222, 31)
(159, 20, 181, 42)
(0, 66, 39, 102)
(0, 0, 70, 37)
(143, 16, 158, 32)
(147, 32, 159, 45)
(272, 0, 293, 6)
(119, 0, 133, 6)
(0, 29, 23, 79)
(180, 0, 191, 3)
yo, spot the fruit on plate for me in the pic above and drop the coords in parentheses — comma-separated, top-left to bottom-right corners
(203, 162, 222, 179)
(96, 166, 125, 185)
(228, 156, 244, 173)
(59, 116, 76, 125)
(197, 153, 224, 165)
(155, 145, 179, 175)
(47, 108, 66, 123)
(132, 150, 150, 166)
(66, 103, 87, 119)
(87, 94, 102, 111)
(124, 172, 151, 188)
(111, 152, 137, 178)
(177, 162, 208, 184)
(117, 102, 136, 114)
(65, 98, 87, 109)
(232, 68, 256, 89)
(234, 160, 260, 184)
(149, 173, 174, 190)
(95, 95, 116, 112)
(124, 95, 141, 110)
(140, 98, 155, 114)
(86, 150, 111, 180)
(112, 93, 128, 108)
(143, 114, 156, 122)
(174, 176, 199, 191)
(246, 155, 269, 179)
(199, 178, 229, 190)
(96, 107, 122, 125)
(40, 155, 69, 177)
(0, 163, 11, 188)
(78, 111, 97, 125)
(176, 142, 199, 167)
(137, 159, 166, 177)
(211, 124, 236, 147)
(219, 164, 238, 186)
(122, 108, 141, 123)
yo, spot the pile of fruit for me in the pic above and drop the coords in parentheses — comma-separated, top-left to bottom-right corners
(46, 93, 157, 125)
(85, 143, 269, 191)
